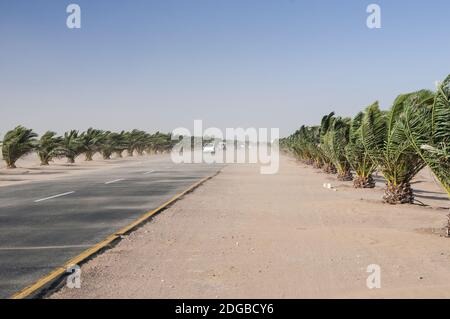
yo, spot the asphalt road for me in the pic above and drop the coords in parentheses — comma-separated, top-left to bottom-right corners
(0, 156, 222, 298)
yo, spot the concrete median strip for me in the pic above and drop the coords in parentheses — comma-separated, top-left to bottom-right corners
(34, 191, 75, 203)
(10, 170, 220, 299)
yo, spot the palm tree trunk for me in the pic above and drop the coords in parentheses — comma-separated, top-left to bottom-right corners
(383, 182, 414, 204)
(40, 159, 49, 166)
(85, 152, 93, 161)
(67, 157, 75, 164)
(337, 170, 353, 181)
(323, 162, 337, 174)
(313, 159, 323, 168)
(6, 162, 17, 169)
(353, 174, 375, 188)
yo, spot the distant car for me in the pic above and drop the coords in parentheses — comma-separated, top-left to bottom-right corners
(203, 143, 215, 154)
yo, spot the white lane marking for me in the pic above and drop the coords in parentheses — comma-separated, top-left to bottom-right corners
(143, 170, 155, 175)
(105, 178, 125, 185)
(34, 191, 75, 203)
(0, 244, 92, 251)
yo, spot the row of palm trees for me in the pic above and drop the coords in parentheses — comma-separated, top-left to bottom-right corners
(0, 128, 176, 169)
(282, 74, 449, 204)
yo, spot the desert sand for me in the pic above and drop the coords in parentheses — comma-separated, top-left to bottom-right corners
(0, 153, 166, 187)
(49, 155, 450, 299)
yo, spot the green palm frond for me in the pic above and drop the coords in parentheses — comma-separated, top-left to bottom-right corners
(345, 108, 378, 187)
(402, 75, 450, 196)
(1, 126, 38, 168)
(36, 131, 63, 165)
(53, 130, 84, 163)
(100, 131, 129, 159)
(360, 101, 387, 163)
(321, 116, 352, 180)
(81, 128, 105, 160)
(361, 92, 434, 203)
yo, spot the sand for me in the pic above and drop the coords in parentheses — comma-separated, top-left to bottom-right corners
(0, 152, 166, 187)
(48, 155, 450, 299)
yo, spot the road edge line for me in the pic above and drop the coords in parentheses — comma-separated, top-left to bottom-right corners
(10, 170, 220, 299)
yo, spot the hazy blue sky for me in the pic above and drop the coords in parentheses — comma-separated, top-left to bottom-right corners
(1, 0, 449, 137)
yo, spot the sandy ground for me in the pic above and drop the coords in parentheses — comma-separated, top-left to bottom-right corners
(0, 152, 166, 187)
(50, 155, 450, 299)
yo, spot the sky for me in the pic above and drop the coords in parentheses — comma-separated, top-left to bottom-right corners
(1, 0, 449, 137)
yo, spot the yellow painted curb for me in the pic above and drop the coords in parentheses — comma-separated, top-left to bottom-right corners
(10, 171, 219, 299)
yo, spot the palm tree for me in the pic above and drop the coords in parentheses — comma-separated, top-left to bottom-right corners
(321, 116, 353, 181)
(365, 91, 434, 204)
(136, 131, 151, 156)
(81, 128, 104, 161)
(99, 131, 114, 160)
(36, 131, 62, 165)
(402, 74, 450, 197)
(164, 133, 178, 153)
(100, 131, 128, 159)
(319, 112, 337, 174)
(148, 132, 174, 154)
(1, 126, 37, 168)
(289, 125, 323, 167)
(55, 130, 84, 163)
(345, 103, 384, 188)
(112, 131, 128, 158)
(125, 130, 147, 156)
(287, 126, 312, 164)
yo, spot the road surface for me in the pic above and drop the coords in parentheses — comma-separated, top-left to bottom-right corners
(0, 155, 221, 298)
